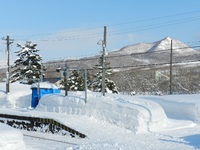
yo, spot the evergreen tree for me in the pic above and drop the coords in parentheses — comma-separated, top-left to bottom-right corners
(10, 41, 42, 84)
(57, 70, 84, 91)
(91, 55, 119, 94)
(68, 70, 84, 91)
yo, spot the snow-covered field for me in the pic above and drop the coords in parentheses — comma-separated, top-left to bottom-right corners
(0, 82, 200, 150)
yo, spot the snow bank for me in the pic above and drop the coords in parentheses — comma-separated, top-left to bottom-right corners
(0, 90, 7, 107)
(0, 82, 32, 108)
(36, 92, 168, 133)
(140, 94, 200, 123)
(0, 123, 26, 150)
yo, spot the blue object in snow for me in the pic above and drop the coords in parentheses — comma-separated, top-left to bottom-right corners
(31, 82, 60, 108)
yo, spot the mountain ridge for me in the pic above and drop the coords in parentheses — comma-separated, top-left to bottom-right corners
(1, 37, 199, 81)
(43, 36, 200, 73)
(109, 36, 199, 56)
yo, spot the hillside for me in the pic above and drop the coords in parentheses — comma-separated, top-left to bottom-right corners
(43, 36, 200, 72)
(1, 36, 196, 76)
(107, 37, 200, 69)
(0, 37, 199, 94)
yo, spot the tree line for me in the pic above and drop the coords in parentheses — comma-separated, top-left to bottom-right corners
(5, 41, 200, 95)
(10, 41, 119, 94)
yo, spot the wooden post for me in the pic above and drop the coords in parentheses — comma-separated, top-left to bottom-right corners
(102, 26, 107, 96)
(6, 35, 10, 94)
(170, 39, 173, 95)
(84, 69, 87, 103)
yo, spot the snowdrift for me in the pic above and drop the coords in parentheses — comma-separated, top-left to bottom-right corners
(0, 123, 26, 150)
(0, 82, 31, 108)
(140, 94, 200, 123)
(37, 92, 168, 133)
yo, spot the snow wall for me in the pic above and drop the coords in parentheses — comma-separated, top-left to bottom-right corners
(36, 92, 168, 133)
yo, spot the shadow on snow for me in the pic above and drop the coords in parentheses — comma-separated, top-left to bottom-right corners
(182, 134, 200, 149)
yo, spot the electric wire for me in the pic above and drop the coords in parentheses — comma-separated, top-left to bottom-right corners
(108, 16, 200, 36)
(21, 16, 200, 42)
(5, 37, 200, 64)
(10, 10, 200, 42)
(108, 10, 200, 27)
(41, 45, 200, 63)
(42, 59, 200, 73)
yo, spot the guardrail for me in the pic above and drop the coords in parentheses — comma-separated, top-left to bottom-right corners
(0, 113, 86, 138)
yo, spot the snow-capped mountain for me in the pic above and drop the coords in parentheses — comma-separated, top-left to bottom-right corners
(104, 37, 200, 70)
(110, 42, 154, 55)
(40, 36, 200, 78)
(110, 36, 198, 55)
(2, 37, 199, 73)
(148, 37, 198, 55)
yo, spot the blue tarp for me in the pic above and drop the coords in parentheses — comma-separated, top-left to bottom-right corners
(31, 83, 60, 108)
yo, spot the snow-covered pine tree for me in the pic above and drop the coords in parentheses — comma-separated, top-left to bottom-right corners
(68, 70, 84, 91)
(91, 55, 119, 94)
(56, 70, 84, 91)
(10, 41, 42, 84)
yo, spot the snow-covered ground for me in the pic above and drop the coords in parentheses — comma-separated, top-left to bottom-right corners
(0, 123, 26, 150)
(0, 82, 200, 150)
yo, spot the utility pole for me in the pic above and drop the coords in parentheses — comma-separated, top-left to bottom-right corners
(2, 35, 13, 94)
(84, 69, 87, 103)
(56, 64, 70, 96)
(102, 26, 107, 96)
(104, 26, 107, 47)
(170, 39, 173, 95)
(6, 35, 10, 94)
(63, 64, 68, 96)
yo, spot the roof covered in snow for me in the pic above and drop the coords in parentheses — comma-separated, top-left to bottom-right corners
(31, 82, 60, 89)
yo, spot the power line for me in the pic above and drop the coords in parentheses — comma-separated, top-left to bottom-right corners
(108, 10, 200, 27)
(7, 40, 196, 64)
(112, 59, 200, 70)
(42, 59, 200, 73)
(26, 16, 200, 42)
(185, 41, 200, 46)
(108, 16, 200, 36)
(9, 39, 193, 64)
(11, 10, 200, 42)
(12, 27, 103, 41)
(109, 16, 200, 32)
(41, 45, 200, 63)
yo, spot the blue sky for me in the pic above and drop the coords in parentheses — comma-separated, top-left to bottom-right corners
(0, 0, 200, 64)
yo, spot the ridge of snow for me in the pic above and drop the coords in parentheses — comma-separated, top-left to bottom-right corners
(36, 92, 168, 133)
